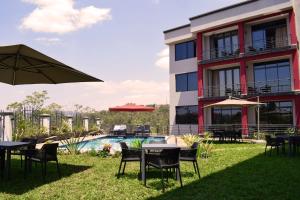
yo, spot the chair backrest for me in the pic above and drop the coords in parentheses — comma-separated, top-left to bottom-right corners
(160, 148, 180, 166)
(144, 125, 150, 132)
(191, 142, 199, 149)
(21, 138, 38, 149)
(41, 143, 59, 160)
(119, 142, 128, 150)
(265, 135, 272, 144)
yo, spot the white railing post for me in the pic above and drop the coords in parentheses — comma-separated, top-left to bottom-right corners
(40, 114, 50, 135)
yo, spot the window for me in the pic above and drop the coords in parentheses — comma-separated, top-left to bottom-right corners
(212, 107, 241, 124)
(175, 40, 196, 61)
(260, 101, 293, 125)
(211, 67, 240, 97)
(176, 106, 198, 124)
(252, 19, 287, 50)
(254, 60, 291, 93)
(176, 72, 198, 92)
(210, 30, 239, 59)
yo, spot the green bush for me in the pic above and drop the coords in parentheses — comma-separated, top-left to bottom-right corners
(131, 139, 142, 149)
(181, 134, 201, 147)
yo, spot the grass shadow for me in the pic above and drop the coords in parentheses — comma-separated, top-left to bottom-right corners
(148, 152, 300, 200)
(0, 158, 91, 195)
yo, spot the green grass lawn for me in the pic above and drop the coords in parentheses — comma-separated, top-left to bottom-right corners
(1, 143, 300, 200)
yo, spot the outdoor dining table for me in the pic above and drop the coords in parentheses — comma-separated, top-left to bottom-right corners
(0, 141, 31, 179)
(141, 143, 178, 185)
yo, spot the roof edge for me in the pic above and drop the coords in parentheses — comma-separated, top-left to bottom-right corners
(189, 0, 259, 20)
(163, 24, 190, 34)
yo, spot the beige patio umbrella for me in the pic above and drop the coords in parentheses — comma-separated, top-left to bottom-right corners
(0, 44, 103, 85)
(203, 96, 265, 133)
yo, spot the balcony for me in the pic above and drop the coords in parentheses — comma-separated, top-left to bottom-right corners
(202, 44, 240, 63)
(201, 33, 292, 64)
(203, 79, 292, 99)
(247, 79, 292, 96)
(245, 36, 291, 55)
(203, 83, 242, 98)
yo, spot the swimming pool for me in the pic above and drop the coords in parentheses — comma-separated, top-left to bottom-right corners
(61, 136, 166, 152)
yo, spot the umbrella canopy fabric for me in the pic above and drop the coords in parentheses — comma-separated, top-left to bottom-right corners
(109, 104, 155, 112)
(0, 44, 102, 85)
(203, 99, 264, 108)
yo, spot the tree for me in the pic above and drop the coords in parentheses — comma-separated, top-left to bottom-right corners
(22, 90, 49, 110)
(46, 103, 62, 112)
(6, 102, 23, 112)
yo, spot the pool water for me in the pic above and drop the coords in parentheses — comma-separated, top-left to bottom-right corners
(61, 136, 166, 152)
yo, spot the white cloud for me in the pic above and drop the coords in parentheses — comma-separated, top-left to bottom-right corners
(155, 47, 169, 70)
(20, 0, 111, 34)
(0, 79, 169, 111)
(83, 80, 169, 95)
(35, 37, 61, 45)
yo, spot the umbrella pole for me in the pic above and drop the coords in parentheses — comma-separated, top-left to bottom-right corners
(257, 96, 260, 139)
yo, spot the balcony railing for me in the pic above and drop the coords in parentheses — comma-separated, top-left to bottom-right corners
(203, 79, 291, 98)
(247, 79, 291, 96)
(203, 84, 241, 98)
(202, 44, 240, 62)
(245, 36, 290, 55)
(201, 34, 291, 63)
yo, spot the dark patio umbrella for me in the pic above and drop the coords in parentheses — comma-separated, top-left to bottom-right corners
(0, 44, 102, 85)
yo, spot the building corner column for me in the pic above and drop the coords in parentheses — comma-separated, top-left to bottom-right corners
(238, 22, 247, 95)
(197, 32, 204, 134)
(241, 106, 249, 136)
(289, 10, 298, 46)
(238, 22, 245, 55)
(294, 96, 300, 130)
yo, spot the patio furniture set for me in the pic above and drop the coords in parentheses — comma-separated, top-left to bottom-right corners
(0, 139, 60, 181)
(111, 124, 151, 136)
(211, 130, 242, 142)
(117, 141, 200, 192)
(265, 135, 300, 156)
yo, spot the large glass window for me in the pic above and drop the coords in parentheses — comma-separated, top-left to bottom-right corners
(176, 105, 198, 124)
(253, 60, 291, 93)
(175, 40, 196, 61)
(175, 72, 198, 92)
(260, 101, 293, 125)
(212, 107, 241, 124)
(251, 19, 287, 51)
(210, 30, 239, 59)
(211, 67, 240, 97)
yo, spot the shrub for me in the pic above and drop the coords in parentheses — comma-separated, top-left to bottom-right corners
(89, 148, 98, 157)
(181, 134, 201, 147)
(198, 132, 214, 159)
(131, 139, 142, 149)
(60, 133, 85, 155)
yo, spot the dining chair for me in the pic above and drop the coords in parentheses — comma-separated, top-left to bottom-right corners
(117, 142, 141, 178)
(265, 135, 285, 156)
(24, 143, 61, 180)
(146, 148, 182, 192)
(180, 142, 200, 179)
(11, 138, 38, 167)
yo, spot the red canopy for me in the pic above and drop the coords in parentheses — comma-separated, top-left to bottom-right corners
(109, 104, 155, 112)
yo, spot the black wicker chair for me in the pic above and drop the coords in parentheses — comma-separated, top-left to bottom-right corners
(265, 135, 285, 156)
(180, 142, 200, 179)
(11, 138, 38, 167)
(117, 142, 141, 178)
(146, 148, 182, 192)
(24, 143, 61, 180)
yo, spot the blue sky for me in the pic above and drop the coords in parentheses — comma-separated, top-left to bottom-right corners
(0, 0, 242, 110)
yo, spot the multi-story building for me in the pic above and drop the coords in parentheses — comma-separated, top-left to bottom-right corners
(164, 0, 300, 136)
